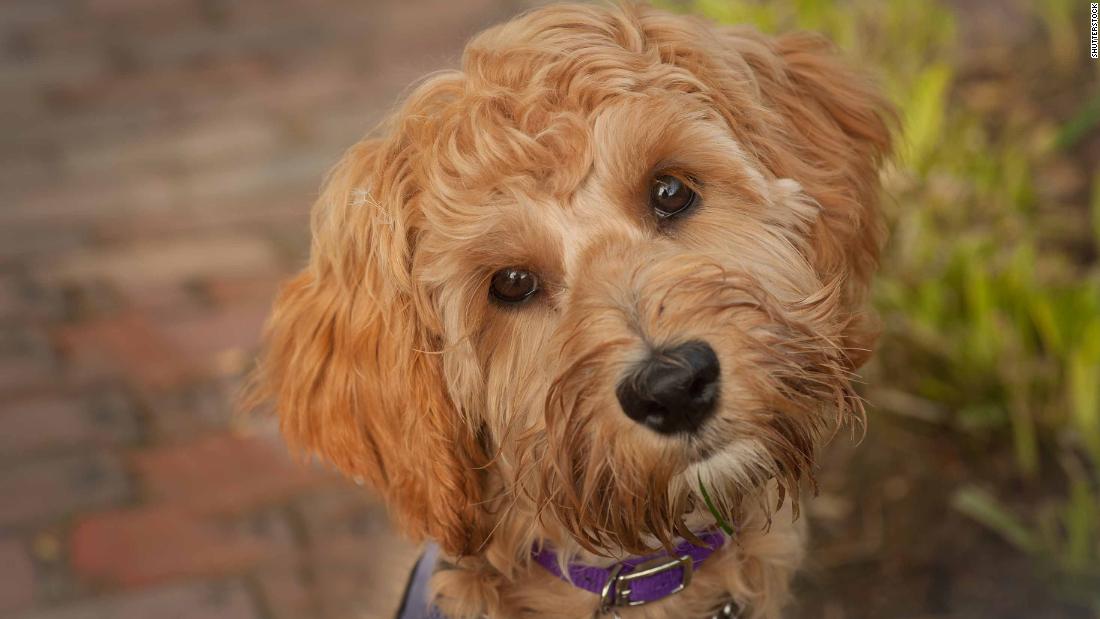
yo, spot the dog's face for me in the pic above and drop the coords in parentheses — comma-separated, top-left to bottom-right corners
(250, 4, 892, 557)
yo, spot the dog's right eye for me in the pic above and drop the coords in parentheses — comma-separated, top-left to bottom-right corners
(489, 268, 540, 304)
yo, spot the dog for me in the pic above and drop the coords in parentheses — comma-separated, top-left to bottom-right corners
(248, 3, 893, 617)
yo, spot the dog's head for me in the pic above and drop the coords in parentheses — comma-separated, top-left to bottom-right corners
(249, 3, 893, 558)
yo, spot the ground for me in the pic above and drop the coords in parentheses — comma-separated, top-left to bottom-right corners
(0, 1, 1085, 619)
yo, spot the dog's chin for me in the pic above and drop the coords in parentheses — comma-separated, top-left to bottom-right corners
(682, 431, 740, 465)
(684, 437, 775, 501)
(676, 415, 766, 467)
(594, 438, 777, 545)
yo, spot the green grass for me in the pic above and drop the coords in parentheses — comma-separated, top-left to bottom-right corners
(667, 0, 1100, 607)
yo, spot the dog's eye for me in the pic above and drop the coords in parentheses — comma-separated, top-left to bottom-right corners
(489, 268, 539, 304)
(650, 174, 697, 218)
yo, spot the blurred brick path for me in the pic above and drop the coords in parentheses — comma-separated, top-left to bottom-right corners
(0, 2, 528, 618)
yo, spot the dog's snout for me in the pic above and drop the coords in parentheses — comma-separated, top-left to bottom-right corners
(616, 340, 720, 434)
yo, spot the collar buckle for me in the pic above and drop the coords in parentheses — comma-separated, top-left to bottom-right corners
(599, 554, 693, 612)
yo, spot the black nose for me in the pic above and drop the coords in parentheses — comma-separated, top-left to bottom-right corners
(616, 341, 720, 434)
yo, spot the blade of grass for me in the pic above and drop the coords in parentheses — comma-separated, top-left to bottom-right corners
(698, 473, 735, 535)
(1055, 89, 1100, 150)
(952, 486, 1037, 553)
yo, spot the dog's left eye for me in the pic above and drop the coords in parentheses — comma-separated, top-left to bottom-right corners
(650, 174, 698, 219)
(489, 268, 540, 304)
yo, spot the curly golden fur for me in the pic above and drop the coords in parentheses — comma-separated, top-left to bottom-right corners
(247, 3, 893, 617)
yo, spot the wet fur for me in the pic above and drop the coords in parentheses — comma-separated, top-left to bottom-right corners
(247, 3, 893, 618)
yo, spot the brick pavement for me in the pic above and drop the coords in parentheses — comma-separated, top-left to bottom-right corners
(0, 2, 530, 618)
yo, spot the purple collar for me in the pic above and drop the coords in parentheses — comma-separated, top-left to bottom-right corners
(532, 530, 727, 611)
(396, 531, 728, 619)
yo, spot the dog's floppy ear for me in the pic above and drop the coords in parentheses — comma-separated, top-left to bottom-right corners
(642, 10, 894, 363)
(731, 30, 894, 295)
(248, 137, 487, 556)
